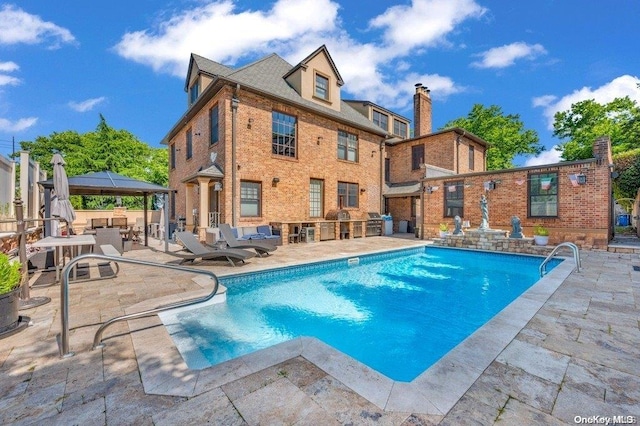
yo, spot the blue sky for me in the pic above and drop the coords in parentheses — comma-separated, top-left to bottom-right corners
(1, 0, 639, 166)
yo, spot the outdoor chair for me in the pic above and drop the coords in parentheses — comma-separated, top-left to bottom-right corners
(173, 231, 255, 266)
(148, 210, 161, 238)
(219, 224, 277, 257)
(91, 218, 109, 229)
(110, 217, 128, 229)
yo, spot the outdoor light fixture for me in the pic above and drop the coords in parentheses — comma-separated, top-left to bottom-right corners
(213, 182, 222, 191)
(317, 136, 323, 145)
(272, 177, 280, 186)
(371, 150, 376, 157)
(488, 181, 496, 190)
(360, 188, 366, 193)
(194, 132, 201, 136)
(247, 118, 253, 129)
(577, 173, 587, 185)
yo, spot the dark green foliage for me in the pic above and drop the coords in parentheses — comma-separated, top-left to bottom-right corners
(19, 115, 168, 210)
(441, 104, 543, 170)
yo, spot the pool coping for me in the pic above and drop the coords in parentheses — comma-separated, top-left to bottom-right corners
(125, 247, 576, 415)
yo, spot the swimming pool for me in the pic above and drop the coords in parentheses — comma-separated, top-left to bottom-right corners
(159, 247, 561, 382)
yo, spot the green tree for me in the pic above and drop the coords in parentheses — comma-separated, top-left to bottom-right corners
(19, 115, 168, 209)
(553, 97, 640, 160)
(441, 104, 543, 170)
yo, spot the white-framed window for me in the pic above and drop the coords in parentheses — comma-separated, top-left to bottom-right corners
(272, 111, 296, 157)
(240, 181, 261, 217)
(373, 110, 388, 130)
(315, 73, 329, 100)
(310, 179, 324, 218)
(337, 130, 358, 162)
(393, 119, 408, 138)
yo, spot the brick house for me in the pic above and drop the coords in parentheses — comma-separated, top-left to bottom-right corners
(163, 44, 612, 249)
(162, 45, 390, 241)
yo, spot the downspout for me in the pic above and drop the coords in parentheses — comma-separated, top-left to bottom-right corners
(379, 139, 385, 214)
(231, 84, 240, 227)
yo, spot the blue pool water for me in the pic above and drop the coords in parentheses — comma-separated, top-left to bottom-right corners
(160, 247, 561, 382)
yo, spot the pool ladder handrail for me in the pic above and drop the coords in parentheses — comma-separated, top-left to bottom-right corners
(539, 242, 581, 277)
(57, 253, 220, 358)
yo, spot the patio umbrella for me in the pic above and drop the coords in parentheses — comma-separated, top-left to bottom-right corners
(50, 153, 76, 233)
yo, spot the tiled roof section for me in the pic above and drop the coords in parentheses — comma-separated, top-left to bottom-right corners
(223, 53, 385, 135)
(191, 53, 234, 77)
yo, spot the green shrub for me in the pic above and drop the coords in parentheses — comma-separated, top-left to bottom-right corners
(0, 253, 22, 294)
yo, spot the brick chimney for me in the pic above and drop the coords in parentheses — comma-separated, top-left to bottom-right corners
(413, 83, 432, 137)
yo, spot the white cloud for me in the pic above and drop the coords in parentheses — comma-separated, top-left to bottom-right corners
(0, 117, 38, 132)
(113, 0, 339, 75)
(471, 42, 547, 69)
(113, 0, 485, 108)
(68, 97, 106, 113)
(0, 61, 19, 72)
(0, 4, 75, 48)
(0, 74, 20, 86)
(369, 0, 487, 56)
(534, 75, 640, 130)
(523, 146, 562, 167)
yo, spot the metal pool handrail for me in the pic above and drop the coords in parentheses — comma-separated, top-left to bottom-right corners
(539, 242, 581, 277)
(57, 253, 220, 358)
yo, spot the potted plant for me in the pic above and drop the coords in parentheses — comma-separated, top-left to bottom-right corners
(0, 253, 22, 336)
(533, 224, 550, 246)
(439, 223, 449, 238)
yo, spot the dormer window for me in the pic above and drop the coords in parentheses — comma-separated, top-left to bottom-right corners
(189, 81, 199, 105)
(314, 73, 329, 101)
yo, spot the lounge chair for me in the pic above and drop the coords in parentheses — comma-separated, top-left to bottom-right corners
(219, 224, 277, 257)
(174, 231, 255, 266)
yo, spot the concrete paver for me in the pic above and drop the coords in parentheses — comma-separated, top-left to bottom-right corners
(1, 236, 638, 425)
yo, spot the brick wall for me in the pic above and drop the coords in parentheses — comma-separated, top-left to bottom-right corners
(168, 86, 385, 226)
(418, 138, 613, 249)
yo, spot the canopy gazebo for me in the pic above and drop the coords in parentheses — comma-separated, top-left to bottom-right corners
(38, 171, 174, 250)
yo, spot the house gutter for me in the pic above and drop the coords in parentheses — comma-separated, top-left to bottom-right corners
(231, 84, 240, 227)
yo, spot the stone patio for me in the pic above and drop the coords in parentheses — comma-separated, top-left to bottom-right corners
(1, 236, 638, 425)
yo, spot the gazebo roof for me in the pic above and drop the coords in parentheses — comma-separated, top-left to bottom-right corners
(39, 171, 171, 196)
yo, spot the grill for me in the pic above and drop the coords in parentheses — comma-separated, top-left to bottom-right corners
(366, 212, 383, 236)
(325, 209, 351, 221)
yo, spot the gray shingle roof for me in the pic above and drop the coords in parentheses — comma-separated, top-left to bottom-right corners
(195, 52, 387, 136)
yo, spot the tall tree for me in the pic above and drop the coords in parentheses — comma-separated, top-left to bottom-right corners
(19, 115, 167, 209)
(441, 104, 542, 170)
(553, 97, 640, 160)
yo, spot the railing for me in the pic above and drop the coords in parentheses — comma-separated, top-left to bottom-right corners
(57, 253, 220, 358)
(208, 212, 221, 228)
(539, 242, 581, 277)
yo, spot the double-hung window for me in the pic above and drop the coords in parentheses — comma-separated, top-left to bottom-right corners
(528, 172, 558, 217)
(337, 182, 359, 208)
(272, 111, 296, 157)
(444, 180, 464, 217)
(393, 119, 408, 138)
(210, 105, 219, 145)
(315, 73, 329, 100)
(240, 181, 261, 217)
(337, 130, 358, 162)
(373, 110, 388, 130)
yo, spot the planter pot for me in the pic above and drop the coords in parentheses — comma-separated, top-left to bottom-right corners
(0, 287, 20, 336)
(439, 231, 448, 238)
(534, 235, 549, 246)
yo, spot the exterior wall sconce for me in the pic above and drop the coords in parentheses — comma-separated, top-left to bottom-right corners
(247, 118, 253, 129)
(213, 182, 222, 191)
(577, 173, 587, 185)
(317, 136, 323, 145)
(424, 185, 439, 194)
(272, 177, 280, 186)
(194, 132, 201, 136)
(487, 181, 496, 190)
(360, 188, 366, 193)
(371, 150, 376, 157)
